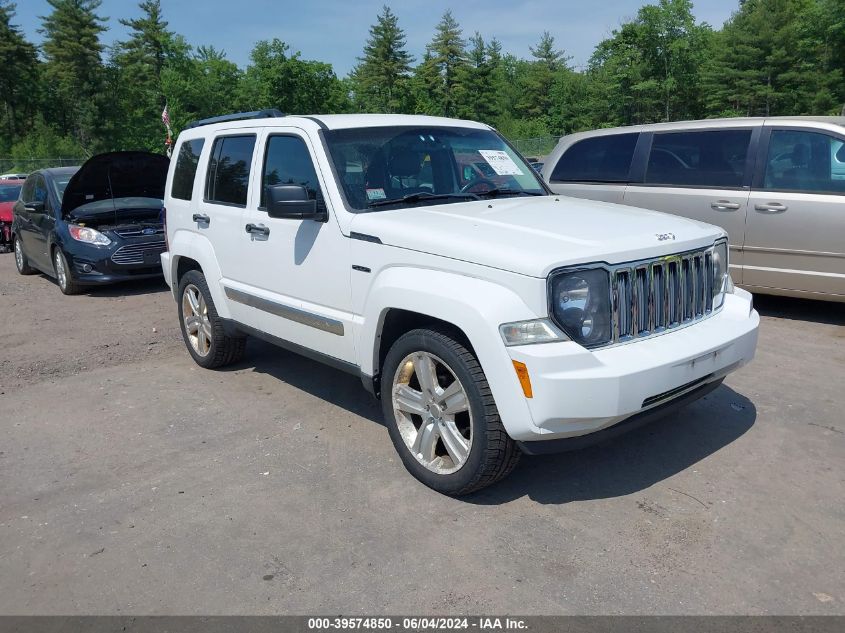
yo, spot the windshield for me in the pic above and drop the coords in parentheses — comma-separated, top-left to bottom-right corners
(52, 173, 75, 200)
(323, 126, 546, 211)
(0, 184, 21, 202)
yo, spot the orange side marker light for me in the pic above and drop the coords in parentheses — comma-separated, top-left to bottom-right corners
(512, 360, 533, 399)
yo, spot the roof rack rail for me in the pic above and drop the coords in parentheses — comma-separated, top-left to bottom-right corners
(185, 109, 285, 129)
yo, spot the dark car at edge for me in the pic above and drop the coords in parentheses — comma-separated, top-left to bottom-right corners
(12, 152, 170, 294)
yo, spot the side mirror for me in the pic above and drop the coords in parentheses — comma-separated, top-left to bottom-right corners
(266, 184, 326, 221)
(25, 200, 45, 214)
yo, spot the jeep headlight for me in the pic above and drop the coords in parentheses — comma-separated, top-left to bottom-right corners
(549, 268, 612, 348)
(712, 239, 730, 309)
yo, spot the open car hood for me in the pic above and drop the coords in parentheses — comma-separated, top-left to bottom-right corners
(61, 151, 169, 219)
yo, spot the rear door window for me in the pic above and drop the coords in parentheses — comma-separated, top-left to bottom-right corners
(762, 129, 845, 195)
(645, 129, 751, 188)
(171, 138, 205, 201)
(550, 133, 638, 183)
(205, 135, 256, 206)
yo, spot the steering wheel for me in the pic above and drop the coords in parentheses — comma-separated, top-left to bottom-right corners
(460, 178, 497, 194)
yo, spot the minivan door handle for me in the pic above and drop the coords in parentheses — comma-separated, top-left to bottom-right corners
(245, 223, 270, 237)
(710, 200, 741, 211)
(754, 202, 788, 213)
(192, 213, 210, 224)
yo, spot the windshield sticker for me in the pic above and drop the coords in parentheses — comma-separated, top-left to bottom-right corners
(366, 187, 386, 201)
(478, 150, 525, 176)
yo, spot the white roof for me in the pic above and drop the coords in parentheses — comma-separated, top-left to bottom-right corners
(177, 113, 491, 138)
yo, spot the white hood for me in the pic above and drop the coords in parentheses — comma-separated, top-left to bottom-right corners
(349, 196, 724, 278)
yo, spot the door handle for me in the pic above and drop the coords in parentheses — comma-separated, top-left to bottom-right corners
(711, 200, 741, 211)
(192, 213, 210, 224)
(245, 223, 270, 237)
(754, 202, 788, 213)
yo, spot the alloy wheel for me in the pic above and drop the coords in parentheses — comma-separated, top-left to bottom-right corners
(14, 238, 24, 271)
(54, 251, 67, 290)
(182, 283, 213, 357)
(391, 351, 472, 474)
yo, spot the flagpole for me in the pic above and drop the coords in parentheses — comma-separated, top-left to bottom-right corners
(162, 103, 173, 158)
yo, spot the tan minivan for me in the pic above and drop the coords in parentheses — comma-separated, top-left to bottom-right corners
(541, 117, 845, 302)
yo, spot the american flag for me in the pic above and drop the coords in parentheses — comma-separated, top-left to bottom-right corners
(161, 104, 172, 132)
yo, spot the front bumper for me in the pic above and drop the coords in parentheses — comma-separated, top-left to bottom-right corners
(507, 289, 758, 444)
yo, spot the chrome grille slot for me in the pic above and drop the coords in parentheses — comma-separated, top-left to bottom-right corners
(606, 244, 721, 346)
(111, 240, 166, 265)
(614, 269, 632, 341)
(652, 263, 665, 331)
(634, 266, 648, 335)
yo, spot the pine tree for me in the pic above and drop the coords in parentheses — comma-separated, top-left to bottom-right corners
(426, 10, 468, 117)
(0, 2, 38, 150)
(114, 0, 188, 150)
(518, 31, 571, 121)
(352, 5, 413, 113)
(455, 33, 498, 123)
(40, 0, 108, 152)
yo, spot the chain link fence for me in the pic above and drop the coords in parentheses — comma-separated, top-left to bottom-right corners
(0, 158, 83, 175)
(510, 137, 560, 160)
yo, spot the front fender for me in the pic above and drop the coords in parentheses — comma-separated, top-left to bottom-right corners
(360, 266, 542, 440)
(166, 229, 231, 319)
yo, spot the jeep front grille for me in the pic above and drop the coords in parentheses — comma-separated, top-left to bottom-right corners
(111, 240, 166, 265)
(612, 246, 716, 343)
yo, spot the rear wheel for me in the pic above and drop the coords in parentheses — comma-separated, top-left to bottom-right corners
(13, 235, 35, 275)
(53, 249, 80, 295)
(177, 269, 246, 369)
(381, 327, 520, 495)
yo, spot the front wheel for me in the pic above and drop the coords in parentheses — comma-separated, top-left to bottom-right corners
(53, 248, 80, 295)
(380, 327, 520, 495)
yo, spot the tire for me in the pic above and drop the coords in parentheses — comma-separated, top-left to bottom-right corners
(13, 235, 35, 275)
(177, 269, 246, 369)
(53, 248, 81, 295)
(380, 326, 520, 495)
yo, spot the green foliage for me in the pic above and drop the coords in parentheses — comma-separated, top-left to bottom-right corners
(420, 10, 468, 117)
(351, 5, 413, 113)
(3, 0, 845, 160)
(0, 2, 39, 151)
(237, 39, 350, 115)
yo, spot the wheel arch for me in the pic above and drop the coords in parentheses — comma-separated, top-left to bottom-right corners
(167, 231, 230, 318)
(360, 267, 539, 437)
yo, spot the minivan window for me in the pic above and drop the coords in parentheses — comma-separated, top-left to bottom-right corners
(34, 175, 48, 204)
(205, 135, 256, 206)
(261, 135, 321, 207)
(645, 129, 751, 188)
(550, 133, 638, 183)
(763, 130, 845, 195)
(171, 138, 205, 201)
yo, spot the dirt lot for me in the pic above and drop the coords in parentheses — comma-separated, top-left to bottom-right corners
(1, 253, 843, 615)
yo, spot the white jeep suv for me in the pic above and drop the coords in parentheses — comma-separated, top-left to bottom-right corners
(161, 110, 759, 495)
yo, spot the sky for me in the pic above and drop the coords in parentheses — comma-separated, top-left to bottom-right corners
(13, 0, 740, 75)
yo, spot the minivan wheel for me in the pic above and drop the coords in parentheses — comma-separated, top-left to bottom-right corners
(13, 236, 35, 275)
(177, 270, 246, 369)
(53, 249, 80, 295)
(381, 327, 520, 495)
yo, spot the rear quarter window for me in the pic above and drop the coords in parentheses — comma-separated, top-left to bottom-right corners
(550, 133, 638, 183)
(171, 138, 205, 201)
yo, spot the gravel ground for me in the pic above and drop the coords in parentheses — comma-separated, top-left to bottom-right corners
(0, 253, 843, 615)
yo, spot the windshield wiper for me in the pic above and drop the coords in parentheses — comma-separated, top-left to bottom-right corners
(367, 191, 480, 208)
(477, 188, 545, 198)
